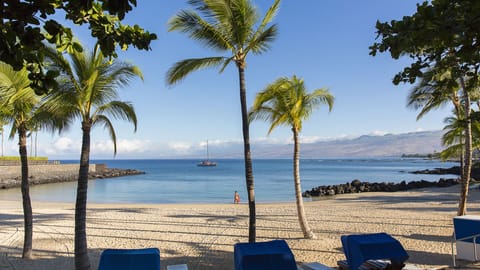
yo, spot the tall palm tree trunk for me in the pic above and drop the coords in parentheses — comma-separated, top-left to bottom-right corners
(75, 121, 92, 270)
(237, 65, 256, 243)
(454, 103, 465, 187)
(458, 80, 472, 216)
(292, 128, 316, 239)
(19, 124, 33, 258)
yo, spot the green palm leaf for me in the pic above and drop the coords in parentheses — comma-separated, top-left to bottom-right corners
(167, 57, 228, 85)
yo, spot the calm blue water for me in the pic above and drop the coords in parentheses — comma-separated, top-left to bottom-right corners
(0, 158, 459, 204)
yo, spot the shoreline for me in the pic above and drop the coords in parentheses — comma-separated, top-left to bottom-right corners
(1, 185, 478, 270)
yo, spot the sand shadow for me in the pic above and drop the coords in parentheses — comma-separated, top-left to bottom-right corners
(3, 245, 234, 270)
(0, 213, 70, 227)
(405, 233, 453, 243)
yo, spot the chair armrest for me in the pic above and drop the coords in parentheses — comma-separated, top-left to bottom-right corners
(457, 233, 480, 242)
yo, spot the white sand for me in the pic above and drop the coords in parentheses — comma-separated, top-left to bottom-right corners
(1, 185, 479, 270)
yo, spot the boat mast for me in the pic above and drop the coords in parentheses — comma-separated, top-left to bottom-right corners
(206, 140, 210, 161)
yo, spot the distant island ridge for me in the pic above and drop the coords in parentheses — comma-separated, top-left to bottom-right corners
(250, 130, 445, 159)
(126, 130, 445, 159)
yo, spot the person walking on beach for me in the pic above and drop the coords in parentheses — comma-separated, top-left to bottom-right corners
(234, 191, 240, 204)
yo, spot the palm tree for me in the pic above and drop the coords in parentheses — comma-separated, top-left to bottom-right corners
(249, 75, 334, 239)
(441, 112, 480, 162)
(0, 62, 66, 258)
(44, 44, 141, 270)
(407, 68, 480, 215)
(167, 0, 280, 243)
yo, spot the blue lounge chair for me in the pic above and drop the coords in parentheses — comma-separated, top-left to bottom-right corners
(233, 239, 297, 270)
(340, 233, 408, 270)
(452, 215, 480, 266)
(98, 248, 160, 270)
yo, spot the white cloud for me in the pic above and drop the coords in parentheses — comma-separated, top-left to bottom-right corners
(368, 130, 390, 136)
(298, 134, 359, 144)
(167, 142, 193, 153)
(204, 139, 243, 146)
(299, 136, 322, 144)
(89, 139, 153, 154)
(41, 137, 80, 156)
(36, 137, 155, 158)
(53, 137, 78, 151)
(251, 137, 291, 144)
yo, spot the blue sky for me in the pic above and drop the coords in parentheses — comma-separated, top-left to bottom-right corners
(3, 1, 453, 159)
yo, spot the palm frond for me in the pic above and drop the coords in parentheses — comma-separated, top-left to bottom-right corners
(188, 0, 231, 24)
(248, 0, 280, 54)
(254, 0, 280, 35)
(166, 57, 228, 85)
(229, 0, 258, 46)
(308, 89, 335, 112)
(248, 105, 275, 123)
(93, 115, 118, 155)
(30, 106, 72, 135)
(93, 101, 137, 132)
(250, 75, 333, 134)
(248, 24, 278, 55)
(7, 124, 17, 140)
(169, 9, 231, 51)
(440, 144, 462, 161)
(44, 46, 81, 91)
(406, 66, 461, 120)
(0, 62, 51, 141)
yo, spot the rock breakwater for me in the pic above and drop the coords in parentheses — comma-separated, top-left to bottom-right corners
(302, 178, 459, 197)
(0, 167, 145, 189)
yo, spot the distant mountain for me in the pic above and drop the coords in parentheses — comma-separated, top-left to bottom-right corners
(211, 130, 445, 158)
(291, 130, 444, 158)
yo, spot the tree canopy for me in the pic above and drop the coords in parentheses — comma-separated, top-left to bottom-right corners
(369, 0, 480, 89)
(1, 0, 156, 95)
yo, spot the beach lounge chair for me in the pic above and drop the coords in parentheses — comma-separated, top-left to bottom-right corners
(340, 233, 408, 270)
(233, 239, 297, 270)
(98, 248, 160, 270)
(452, 215, 480, 266)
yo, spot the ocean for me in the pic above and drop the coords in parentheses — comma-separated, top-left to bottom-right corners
(0, 158, 459, 204)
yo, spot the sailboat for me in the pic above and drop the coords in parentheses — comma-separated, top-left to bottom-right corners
(198, 140, 217, 167)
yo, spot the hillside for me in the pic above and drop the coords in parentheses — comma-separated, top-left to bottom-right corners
(210, 130, 445, 158)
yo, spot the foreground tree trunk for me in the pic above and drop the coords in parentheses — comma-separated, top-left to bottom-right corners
(75, 121, 92, 270)
(458, 80, 473, 216)
(237, 64, 256, 243)
(292, 128, 316, 239)
(19, 124, 33, 258)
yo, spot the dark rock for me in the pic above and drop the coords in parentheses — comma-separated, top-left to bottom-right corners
(302, 178, 460, 198)
(410, 165, 480, 180)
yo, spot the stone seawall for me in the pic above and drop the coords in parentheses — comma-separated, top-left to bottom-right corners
(0, 160, 53, 166)
(0, 164, 144, 189)
(0, 164, 96, 179)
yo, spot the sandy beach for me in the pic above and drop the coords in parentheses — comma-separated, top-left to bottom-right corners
(1, 185, 479, 270)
